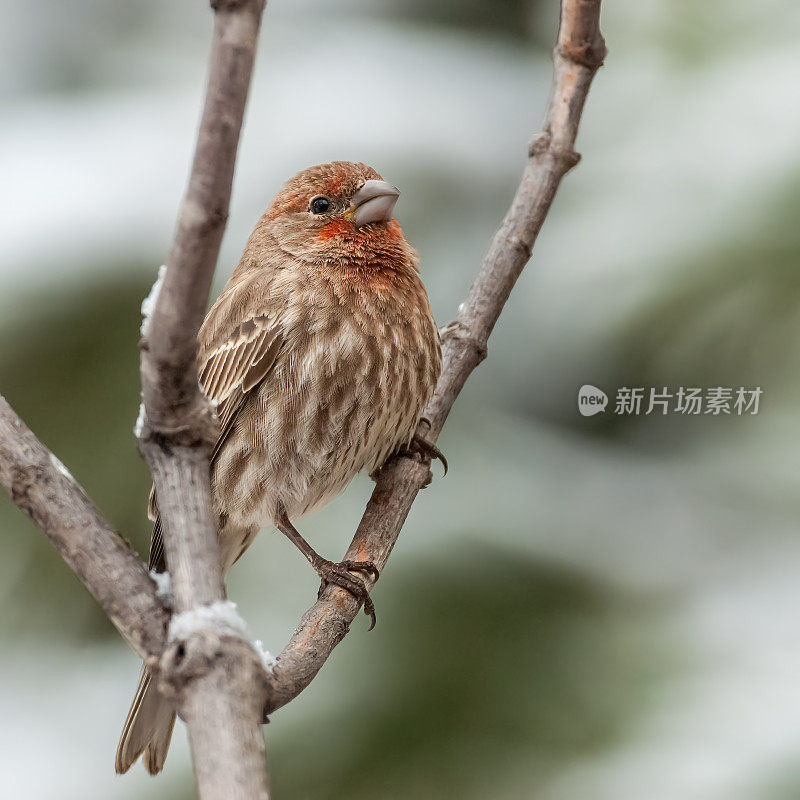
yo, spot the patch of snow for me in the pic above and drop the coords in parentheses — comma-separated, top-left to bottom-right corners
(167, 601, 276, 674)
(149, 570, 173, 609)
(253, 640, 277, 674)
(168, 600, 247, 641)
(133, 402, 146, 438)
(139, 264, 166, 337)
(49, 453, 73, 482)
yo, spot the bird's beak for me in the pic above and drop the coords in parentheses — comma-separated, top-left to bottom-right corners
(348, 180, 401, 227)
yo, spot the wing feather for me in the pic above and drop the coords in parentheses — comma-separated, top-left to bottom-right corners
(148, 313, 283, 571)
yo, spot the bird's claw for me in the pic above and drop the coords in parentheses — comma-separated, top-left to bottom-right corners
(314, 558, 380, 630)
(402, 420, 448, 476)
(339, 559, 380, 581)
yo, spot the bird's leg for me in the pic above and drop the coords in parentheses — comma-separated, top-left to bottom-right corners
(399, 416, 448, 476)
(275, 504, 380, 630)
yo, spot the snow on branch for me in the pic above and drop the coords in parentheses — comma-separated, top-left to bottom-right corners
(169, 600, 247, 641)
(167, 600, 276, 674)
(140, 264, 166, 337)
(150, 569, 174, 608)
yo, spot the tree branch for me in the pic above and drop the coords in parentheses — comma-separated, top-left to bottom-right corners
(139, 0, 267, 609)
(136, 1, 270, 798)
(0, 395, 169, 660)
(264, 0, 607, 716)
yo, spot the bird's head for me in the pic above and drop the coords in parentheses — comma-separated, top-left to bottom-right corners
(255, 161, 416, 275)
(267, 161, 399, 227)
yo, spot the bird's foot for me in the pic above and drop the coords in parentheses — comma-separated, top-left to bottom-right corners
(400, 419, 448, 476)
(314, 558, 380, 630)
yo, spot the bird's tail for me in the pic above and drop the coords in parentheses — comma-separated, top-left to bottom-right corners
(115, 666, 176, 775)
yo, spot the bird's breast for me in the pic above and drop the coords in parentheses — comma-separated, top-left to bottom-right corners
(213, 269, 440, 526)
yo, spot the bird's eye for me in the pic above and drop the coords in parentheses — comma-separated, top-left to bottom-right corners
(310, 196, 330, 214)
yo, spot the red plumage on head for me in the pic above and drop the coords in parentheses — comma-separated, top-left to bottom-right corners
(266, 161, 381, 219)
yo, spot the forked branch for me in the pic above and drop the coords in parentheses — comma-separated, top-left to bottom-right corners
(264, 0, 607, 715)
(0, 0, 606, 793)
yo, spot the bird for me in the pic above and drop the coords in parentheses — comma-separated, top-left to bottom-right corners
(115, 161, 442, 775)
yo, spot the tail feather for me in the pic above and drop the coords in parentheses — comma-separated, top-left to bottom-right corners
(117, 510, 250, 774)
(115, 667, 176, 775)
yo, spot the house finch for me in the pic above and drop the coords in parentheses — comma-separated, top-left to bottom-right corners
(116, 161, 442, 774)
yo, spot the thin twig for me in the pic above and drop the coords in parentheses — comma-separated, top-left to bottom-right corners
(265, 0, 607, 716)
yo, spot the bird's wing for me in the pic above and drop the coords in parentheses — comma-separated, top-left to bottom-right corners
(147, 311, 284, 571)
(200, 313, 284, 450)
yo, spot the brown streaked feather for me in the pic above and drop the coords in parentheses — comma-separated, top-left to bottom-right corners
(147, 315, 283, 574)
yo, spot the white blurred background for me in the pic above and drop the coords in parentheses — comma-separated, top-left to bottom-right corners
(3, 1, 800, 797)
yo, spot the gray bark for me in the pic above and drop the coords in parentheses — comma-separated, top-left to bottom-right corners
(136, 1, 271, 798)
(0, 395, 169, 660)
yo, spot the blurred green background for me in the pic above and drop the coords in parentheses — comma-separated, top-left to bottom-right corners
(2, 0, 800, 798)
